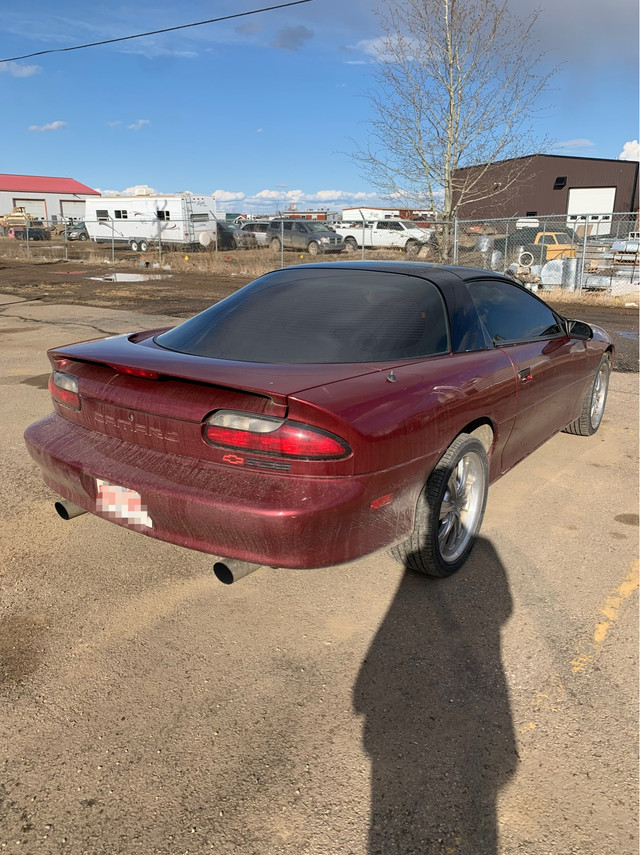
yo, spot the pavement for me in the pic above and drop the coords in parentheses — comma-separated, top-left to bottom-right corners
(0, 297, 638, 855)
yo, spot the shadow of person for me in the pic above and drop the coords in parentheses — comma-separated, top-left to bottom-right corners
(354, 538, 517, 854)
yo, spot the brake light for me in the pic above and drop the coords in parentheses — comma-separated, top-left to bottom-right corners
(204, 411, 350, 460)
(110, 364, 160, 379)
(49, 370, 81, 410)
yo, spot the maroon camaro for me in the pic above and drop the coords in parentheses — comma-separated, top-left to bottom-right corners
(24, 262, 612, 583)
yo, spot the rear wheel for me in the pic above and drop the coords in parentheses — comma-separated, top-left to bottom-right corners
(270, 237, 281, 252)
(130, 240, 139, 252)
(345, 237, 358, 253)
(79, 233, 87, 242)
(307, 241, 319, 255)
(405, 239, 420, 256)
(390, 434, 488, 577)
(563, 355, 610, 436)
(138, 239, 149, 252)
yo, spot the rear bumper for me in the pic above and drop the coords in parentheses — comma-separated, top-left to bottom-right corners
(24, 413, 423, 569)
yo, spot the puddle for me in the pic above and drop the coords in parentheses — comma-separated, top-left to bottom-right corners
(86, 273, 172, 283)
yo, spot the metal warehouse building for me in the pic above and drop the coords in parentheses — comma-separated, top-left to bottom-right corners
(0, 174, 100, 223)
(454, 154, 639, 222)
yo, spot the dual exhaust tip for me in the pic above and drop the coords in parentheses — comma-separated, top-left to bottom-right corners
(53, 500, 261, 584)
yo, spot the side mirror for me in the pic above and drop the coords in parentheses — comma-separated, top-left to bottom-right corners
(566, 319, 593, 340)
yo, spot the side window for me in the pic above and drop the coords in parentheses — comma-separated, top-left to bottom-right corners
(294, 223, 305, 232)
(96, 209, 109, 222)
(466, 279, 563, 343)
(283, 222, 292, 232)
(389, 222, 403, 231)
(376, 222, 388, 230)
(157, 211, 170, 221)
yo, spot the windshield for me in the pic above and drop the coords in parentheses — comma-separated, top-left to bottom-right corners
(156, 268, 450, 364)
(306, 222, 334, 232)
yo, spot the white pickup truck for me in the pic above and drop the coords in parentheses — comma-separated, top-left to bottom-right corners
(334, 219, 434, 255)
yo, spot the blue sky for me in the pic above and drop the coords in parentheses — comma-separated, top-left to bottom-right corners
(0, 0, 638, 214)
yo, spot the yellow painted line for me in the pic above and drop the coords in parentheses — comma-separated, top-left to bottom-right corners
(570, 560, 639, 673)
(520, 562, 638, 736)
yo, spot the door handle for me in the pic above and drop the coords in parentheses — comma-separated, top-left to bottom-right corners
(518, 367, 533, 383)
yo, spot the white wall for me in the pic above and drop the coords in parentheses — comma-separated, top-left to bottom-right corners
(0, 191, 95, 222)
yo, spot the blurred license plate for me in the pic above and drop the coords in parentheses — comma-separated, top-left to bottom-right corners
(96, 479, 153, 528)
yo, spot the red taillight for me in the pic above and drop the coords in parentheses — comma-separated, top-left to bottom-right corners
(204, 411, 350, 460)
(49, 370, 81, 410)
(110, 364, 160, 379)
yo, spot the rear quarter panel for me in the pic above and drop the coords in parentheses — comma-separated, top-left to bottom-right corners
(290, 349, 518, 482)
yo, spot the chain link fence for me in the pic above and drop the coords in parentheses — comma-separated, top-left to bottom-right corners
(1, 210, 638, 299)
(453, 212, 639, 296)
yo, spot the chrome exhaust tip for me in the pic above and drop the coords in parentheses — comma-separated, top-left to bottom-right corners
(54, 500, 88, 520)
(213, 558, 262, 585)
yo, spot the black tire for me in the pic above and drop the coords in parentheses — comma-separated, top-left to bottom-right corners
(563, 355, 610, 436)
(130, 240, 139, 252)
(345, 237, 358, 252)
(270, 237, 281, 252)
(79, 233, 88, 242)
(138, 239, 149, 252)
(390, 434, 488, 577)
(405, 239, 420, 256)
(307, 241, 319, 256)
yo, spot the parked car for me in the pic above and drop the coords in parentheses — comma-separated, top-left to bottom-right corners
(9, 225, 50, 241)
(24, 262, 612, 584)
(267, 219, 345, 254)
(65, 221, 89, 241)
(240, 221, 271, 246)
(215, 221, 257, 250)
(334, 219, 434, 254)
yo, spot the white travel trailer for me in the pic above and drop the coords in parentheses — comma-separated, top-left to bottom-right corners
(84, 193, 219, 250)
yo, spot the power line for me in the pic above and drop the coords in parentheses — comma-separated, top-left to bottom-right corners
(0, 0, 314, 64)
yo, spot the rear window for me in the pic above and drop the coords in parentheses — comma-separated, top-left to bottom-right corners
(156, 268, 450, 363)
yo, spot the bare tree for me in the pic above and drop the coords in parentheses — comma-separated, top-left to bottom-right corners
(352, 0, 556, 258)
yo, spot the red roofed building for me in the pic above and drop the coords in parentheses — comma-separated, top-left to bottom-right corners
(0, 174, 100, 223)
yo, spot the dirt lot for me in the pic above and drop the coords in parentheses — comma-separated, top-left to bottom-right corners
(1, 259, 638, 854)
(0, 256, 637, 371)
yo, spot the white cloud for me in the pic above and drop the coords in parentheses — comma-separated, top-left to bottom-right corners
(350, 37, 387, 59)
(122, 184, 157, 195)
(127, 119, 150, 131)
(28, 120, 66, 132)
(106, 120, 122, 127)
(218, 188, 381, 212)
(551, 139, 596, 152)
(0, 61, 41, 77)
(256, 128, 263, 133)
(94, 188, 157, 197)
(619, 140, 640, 161)
(213, 190, 246, 202)
(121, 45, 198, 60)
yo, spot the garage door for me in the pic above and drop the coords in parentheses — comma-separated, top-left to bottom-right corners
(61, 200, 85, 222)
(14, 199, 46, 220)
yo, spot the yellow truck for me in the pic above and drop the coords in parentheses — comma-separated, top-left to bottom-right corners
(494, 228, 577, 265)
(518, 232, 577, 265)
